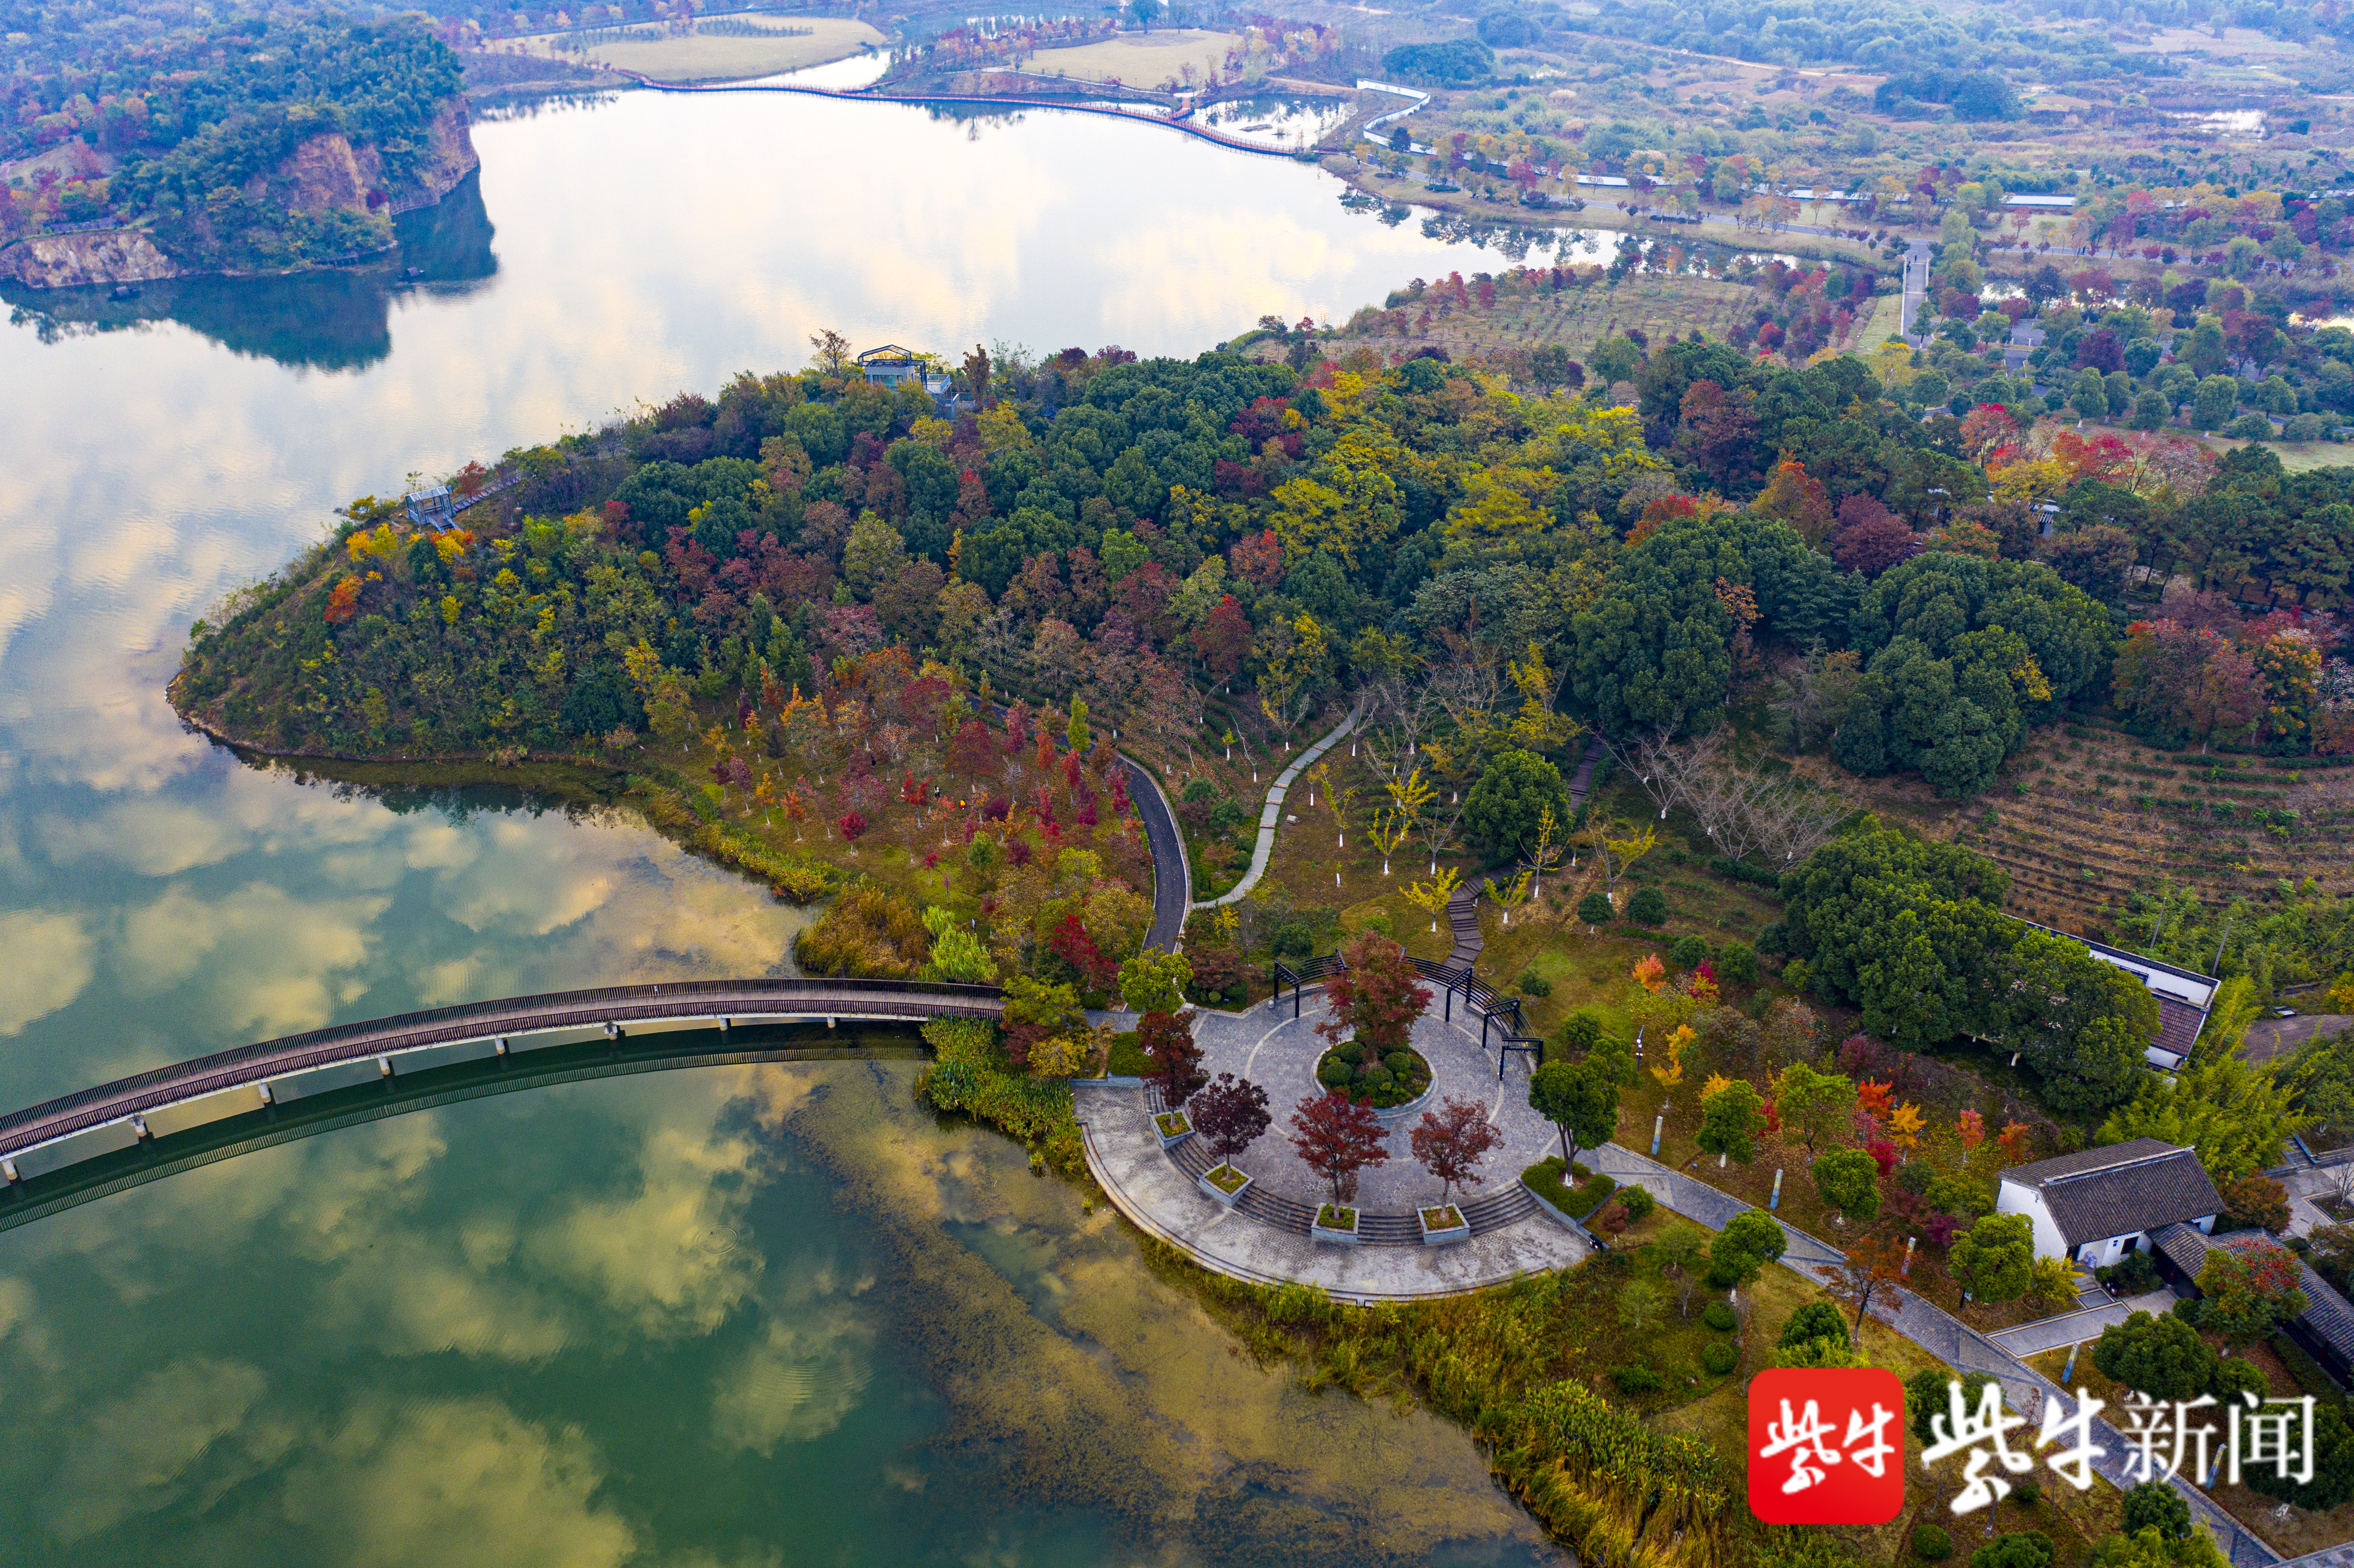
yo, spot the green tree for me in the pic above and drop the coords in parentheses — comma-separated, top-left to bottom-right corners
(1117, 950, 1193, 1015)
(1771, 1062, 1857, 1155)
(1529, 1057, 1620, 1168)
(1811, 1148, 1881, 1224)
(2091, 1310, 2217, 1400)
(1706, 1207, 1789, 1286)
(2119, 1482, 2192, 1542)
(1697, 1077, 1766, 1164)
(2191, 375, 2239, 432)
(1999, 929, 2157, 1114)
(2098, 1055, 2310, 1182)
(1948, 1212, 2036, 1303)
(1463, 748, 1574, 859)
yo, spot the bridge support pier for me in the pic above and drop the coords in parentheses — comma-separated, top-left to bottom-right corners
(0, 1157, 16, 1184)
(826, 1016, 836, 1029)
(495, 1037, 508, 1056)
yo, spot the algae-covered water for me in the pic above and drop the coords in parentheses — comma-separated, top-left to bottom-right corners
(0, 1060, 1561, 1565)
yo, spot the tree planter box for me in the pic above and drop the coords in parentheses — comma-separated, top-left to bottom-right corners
(1154, 1110, 1193, 1148)
(1198, 1162, 1252, 1206)
(1419, 1204, 1471, 1245)
(1312, 1204, 1361, 1244)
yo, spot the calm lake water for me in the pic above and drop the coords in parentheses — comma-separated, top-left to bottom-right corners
(0, 88, 1564, 1565)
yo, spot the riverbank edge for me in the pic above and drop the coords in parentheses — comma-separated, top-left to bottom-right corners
(170, 705, 841, 902)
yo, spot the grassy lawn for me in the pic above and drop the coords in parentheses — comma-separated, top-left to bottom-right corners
(530, 18, 884, 81)
(1021, 28, 1235, 87)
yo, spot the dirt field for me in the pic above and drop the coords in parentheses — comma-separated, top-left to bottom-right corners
(1021, 29, 1236, 87)
(516, 18, 884, 83)
(1305, 269, 1885, 372)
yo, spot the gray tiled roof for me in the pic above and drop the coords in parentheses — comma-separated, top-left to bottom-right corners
(2150, 1223, 2354, 1365)
(2001, 1139, 2224, 1248)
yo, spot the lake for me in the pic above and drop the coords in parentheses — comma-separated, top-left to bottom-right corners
(0, 86, 1566, 1565)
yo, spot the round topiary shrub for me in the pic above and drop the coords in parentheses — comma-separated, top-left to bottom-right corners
(1626, 886, 1668, 925)
(1618, 1185, 1656, 1221)
(1577, 890, 1613, 924)
(1702, 1341, 1738, 1375)
(1669, 933, 1709, 970)
(1912, 1524, 1952, 1561)
(2225, 412, 2276, 441)
(1316, 1043, 1429, 1108)
(1516, 968, 1553, 997)
(1703, 1300, 1737, 1332)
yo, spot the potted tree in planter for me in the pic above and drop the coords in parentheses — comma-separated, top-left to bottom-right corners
(1191, 1072, 1271, 1158)
(1410, 1094, 1501, 1244)
(1187, 1071, 1272, 1201)
(1198, 1160, 1255, 1204)
(1289, 1089, 1389, 1244)
(1154, 1108, 1194, 1146)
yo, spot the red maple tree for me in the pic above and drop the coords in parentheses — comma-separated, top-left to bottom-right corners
(1288, 1091, 1389, 1204)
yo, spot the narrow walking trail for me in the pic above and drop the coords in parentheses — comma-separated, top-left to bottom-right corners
(1193, 701, 1365, 909)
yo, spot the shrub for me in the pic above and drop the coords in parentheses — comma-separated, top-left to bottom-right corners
(2108, 1249, 2158, 1294)
(1669, 934, 1709, 970)
(1702, 1341, 1739, 1374)
(2007, 1477, 2039, 1505)
(1703, 1300, 1737, 1332)
(2210, 1355, 2268, 1403)
(1577, 890, 1613, 924)
(1516, 967, 1553, 997)
(1609, 1363, 1665, 1393)
(1522, 1155, 1577, 1211)
(1969, 1531, 2052, 1568)
(1383, 1050, 1416, 1076)
(1912, 1525, 1952, 1561)
(1626, 885, 1668, 925)
(1779, 1301, 1850, 1349)
(1317, 1057, 1354, 1087)
(1717, 940, 1759, 983)
(1618, 1184, 1655, 1221)
(2225, 413, 2276, 441)
(793, 885, 931, 977)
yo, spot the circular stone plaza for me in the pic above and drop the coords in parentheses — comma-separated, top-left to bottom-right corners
(1074, 989, 1595, 1304)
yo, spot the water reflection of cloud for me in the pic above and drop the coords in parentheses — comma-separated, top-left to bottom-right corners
(282, 1396, 639, 1568)
(529, 1110, 766, 1338)
(41, 1357, 289, 1541)
(711, 1297, 875, 1454)
(119, 881, 390, 1038)
(0, 908, 93, 1036)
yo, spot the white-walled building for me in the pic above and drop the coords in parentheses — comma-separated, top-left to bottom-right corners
(1995, 1138, 2223, 1266)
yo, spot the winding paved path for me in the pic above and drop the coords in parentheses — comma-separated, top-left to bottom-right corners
(1193, 701, 1365, 909)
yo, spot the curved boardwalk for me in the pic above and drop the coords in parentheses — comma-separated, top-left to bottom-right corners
(0, 978, 1000, 1179)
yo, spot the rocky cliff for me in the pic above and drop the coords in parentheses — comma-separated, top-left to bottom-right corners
(4, 99, 480, 289)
